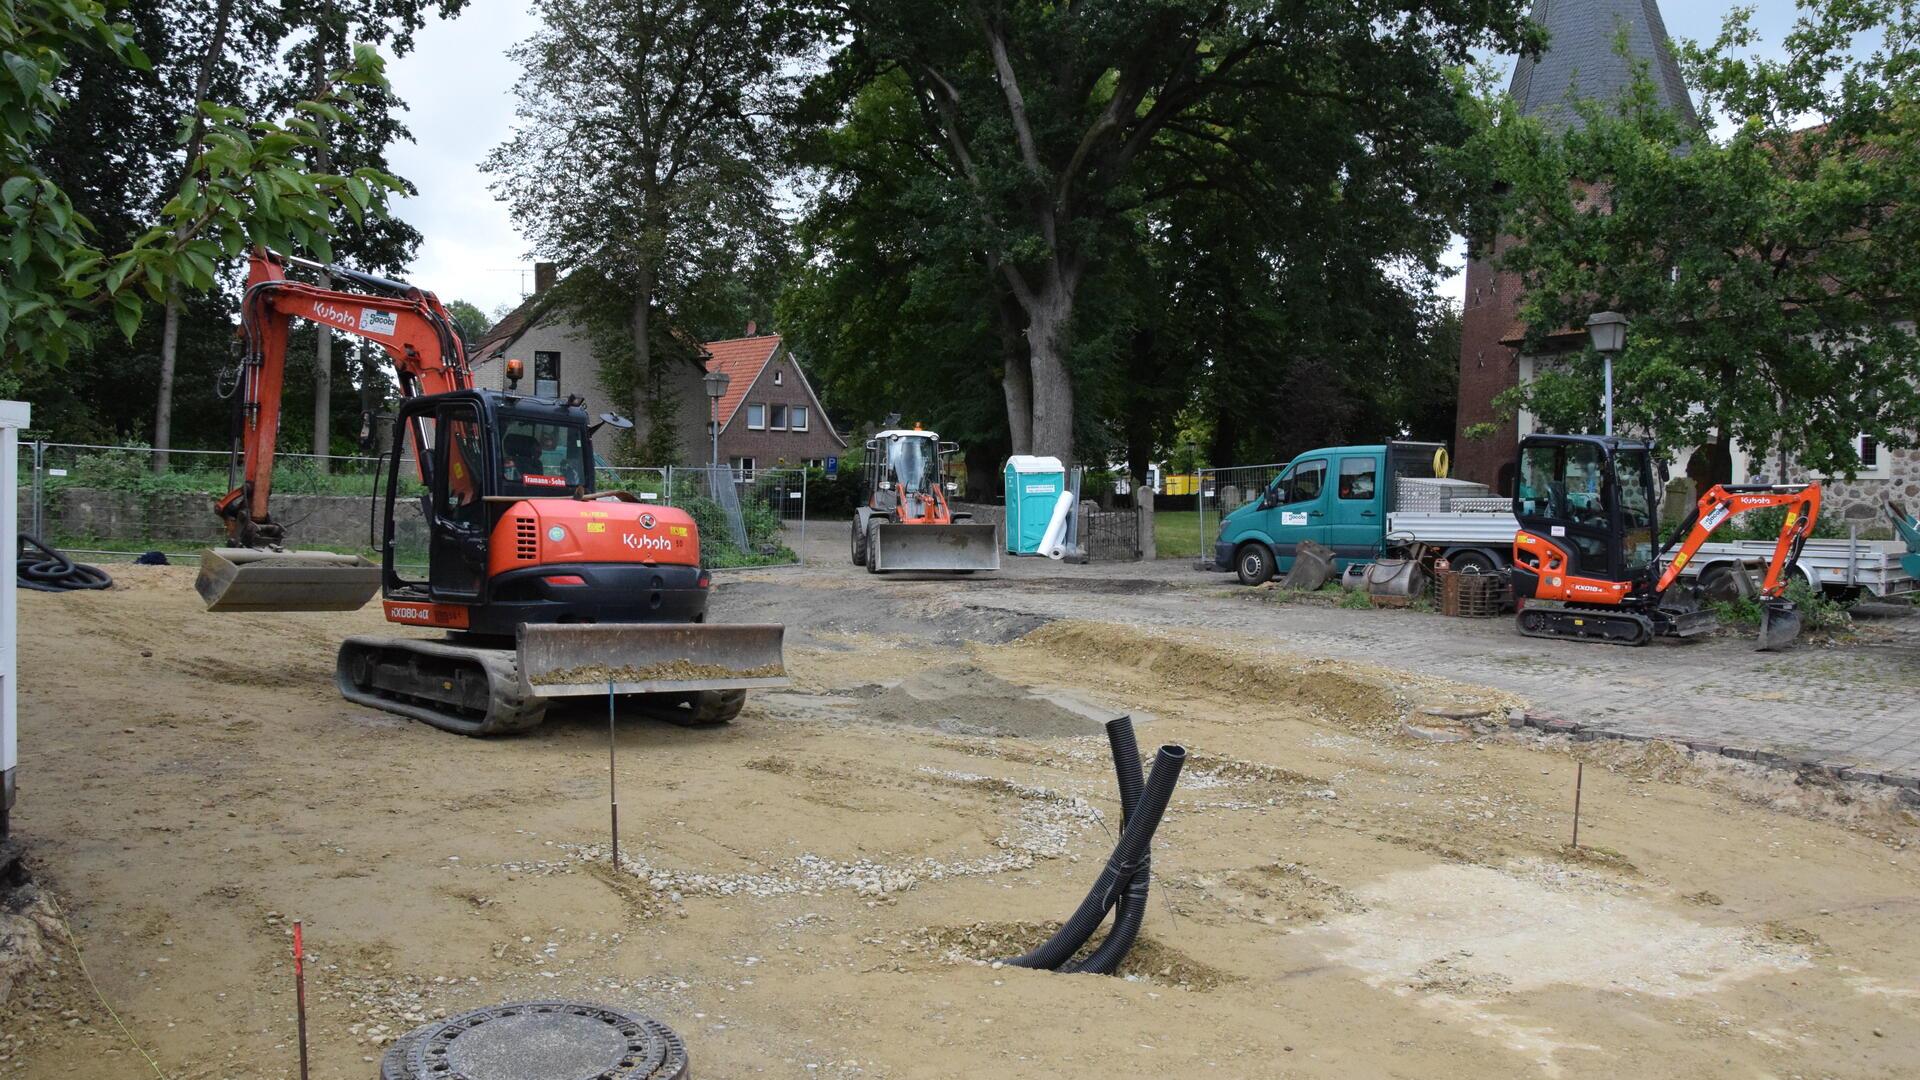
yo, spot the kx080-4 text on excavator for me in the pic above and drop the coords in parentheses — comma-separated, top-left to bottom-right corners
(1509, 433, 1821, 651)
(194, 250, 786, 734)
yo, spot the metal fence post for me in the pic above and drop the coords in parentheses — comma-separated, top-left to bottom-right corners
(30, 440, 43, 540)
(800, 467, 807, 546)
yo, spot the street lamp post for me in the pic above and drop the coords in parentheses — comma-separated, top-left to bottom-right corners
(702, 369, 731, 469)
(1585, 311, 1628, 436)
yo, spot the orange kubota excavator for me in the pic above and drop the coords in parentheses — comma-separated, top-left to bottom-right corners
(1509, 433, 1821, 650)
(194, 250, 786, 734)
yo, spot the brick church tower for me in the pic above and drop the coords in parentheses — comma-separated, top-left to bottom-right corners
(1452, 0, 1698, 491)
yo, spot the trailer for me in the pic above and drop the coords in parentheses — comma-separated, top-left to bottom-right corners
(1389, 508, 1914, 600)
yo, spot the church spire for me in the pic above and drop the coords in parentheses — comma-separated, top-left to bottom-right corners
(1508, 0, 1698, 130)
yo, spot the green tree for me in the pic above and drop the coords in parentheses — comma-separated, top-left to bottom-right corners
(485, 0, 804, 466)
(1476, 0, 1920, 480)
(444, 298, 491, 344)
(2, 2, 406, 373)
(802, 0, 1535, 463)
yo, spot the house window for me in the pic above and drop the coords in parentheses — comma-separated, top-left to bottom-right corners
(1855, 433, 1890, 478)
(773, 370, 783, 386)
(791, 405, 808, 432)
(730, 456, 755, 482)
(533, 351, 560, 397)
(746, 403, 765, 430)
(769, 404, 788, 431)
(805, 458, 826, 469)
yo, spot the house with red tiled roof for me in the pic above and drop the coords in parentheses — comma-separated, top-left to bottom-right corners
(466, 267, 844, 471)
(704, 330, 848, 479)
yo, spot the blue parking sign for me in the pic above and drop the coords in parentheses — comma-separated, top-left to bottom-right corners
(826, 456, 838, 477)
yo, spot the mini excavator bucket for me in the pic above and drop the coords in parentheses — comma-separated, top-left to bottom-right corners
(868, 522, 1002, 573)
(196, 548, 382, 612)
(1755, 597, 1803, 652)
(516, 622, 791, 698)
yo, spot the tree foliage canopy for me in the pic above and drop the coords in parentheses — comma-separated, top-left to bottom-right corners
(1476, 0, 1920, 479)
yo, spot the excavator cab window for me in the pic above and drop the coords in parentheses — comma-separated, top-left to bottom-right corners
(1613, 447, 1657, 572)
(497, 416, 586, 495)
(1516, 440, 1613, 574)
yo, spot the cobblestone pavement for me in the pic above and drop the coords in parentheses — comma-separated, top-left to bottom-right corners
(771, 526, 1920, 781)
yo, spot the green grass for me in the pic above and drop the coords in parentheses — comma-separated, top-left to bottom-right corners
(1152, 509, 1208, 560)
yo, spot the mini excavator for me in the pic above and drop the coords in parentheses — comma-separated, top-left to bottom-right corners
(1510, 433, 1821, 650)
(194, 250, 786, 734)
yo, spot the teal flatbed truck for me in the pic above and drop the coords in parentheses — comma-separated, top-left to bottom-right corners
(1212, 441, 1518, 586)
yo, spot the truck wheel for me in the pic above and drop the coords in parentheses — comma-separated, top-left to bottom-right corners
(866, 521, 885, 574)
(1448, 550, 1499, 575)
(1235, 543, 1275, 586)
(851, 518, 868, 565)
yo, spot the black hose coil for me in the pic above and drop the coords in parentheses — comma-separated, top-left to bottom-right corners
(16, 534, 112, 592)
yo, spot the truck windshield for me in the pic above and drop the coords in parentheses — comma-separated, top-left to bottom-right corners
(888, 436, 938, 493)
(499, 417, 587, 493)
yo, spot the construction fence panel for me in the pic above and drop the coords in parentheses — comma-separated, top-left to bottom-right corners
(24, 444, 806, 571)
(32, 442, 396, 562)
(1082, 506, 1141, 561)
(660, 465, 803, 568)
(1194, 462, 1290, 567)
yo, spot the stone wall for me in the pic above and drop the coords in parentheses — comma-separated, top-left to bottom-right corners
(40, 487, 427, 551)
(1783, 444, 1920, 535)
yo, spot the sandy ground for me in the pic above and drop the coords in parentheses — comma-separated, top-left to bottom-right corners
(1, 562, 1918, 1078)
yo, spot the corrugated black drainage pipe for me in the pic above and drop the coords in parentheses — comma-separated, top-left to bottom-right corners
(1065, 716, 1152, 975)
(1003, 741, 1185, 970)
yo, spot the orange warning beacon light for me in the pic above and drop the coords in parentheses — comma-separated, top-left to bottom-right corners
(505, 357, 525, 389)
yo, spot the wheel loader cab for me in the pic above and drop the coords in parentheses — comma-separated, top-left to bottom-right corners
(379, 389, 709, 638)
(1511, 435, 1660, 600)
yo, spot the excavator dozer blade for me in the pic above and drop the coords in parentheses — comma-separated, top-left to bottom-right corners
(516, 622, 790, 699)
(196, 548, 382, 612)
(869, 523, 1002, 573)
(1755, 598, 1803, 652)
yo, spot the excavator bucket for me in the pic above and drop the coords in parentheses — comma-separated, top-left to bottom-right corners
(869, 522, 1002, 573)
(196, 548, 382, 612)
(516, 622, 790, 698)
(1755, 597, 1803, 652)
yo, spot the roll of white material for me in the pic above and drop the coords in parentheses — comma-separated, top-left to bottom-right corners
(1039, 490, 1075, 560)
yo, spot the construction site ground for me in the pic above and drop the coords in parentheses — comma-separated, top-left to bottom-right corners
(3, 539, 1918, 1078)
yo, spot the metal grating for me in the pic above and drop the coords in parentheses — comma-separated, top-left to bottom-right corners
(514, 517, 537, 561)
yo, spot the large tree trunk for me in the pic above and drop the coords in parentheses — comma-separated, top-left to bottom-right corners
(152, 0, 235, 471)
(1024, 281, 1077, 466)
(154, 298, 181, 471)
(310, 46, 334, 463)
(313, 269, 333, 459)
(996, 288, 1032, 455)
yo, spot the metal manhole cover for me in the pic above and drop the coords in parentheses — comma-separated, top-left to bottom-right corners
(380, 1001, 689, 1080)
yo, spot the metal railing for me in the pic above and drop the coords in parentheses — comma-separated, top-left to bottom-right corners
(1194, 462, 1289, 567)
(23, 443, 805, 569)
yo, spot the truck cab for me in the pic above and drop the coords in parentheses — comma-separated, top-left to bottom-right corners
(1215, 441, 1473, 586)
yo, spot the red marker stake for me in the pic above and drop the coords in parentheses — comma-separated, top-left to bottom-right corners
(293, 920, 310, 1080)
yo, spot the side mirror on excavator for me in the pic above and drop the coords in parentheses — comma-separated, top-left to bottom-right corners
(590, 412, 634, 435)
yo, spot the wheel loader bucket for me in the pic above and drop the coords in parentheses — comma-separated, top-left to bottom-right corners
(196, 548, 382, 612)
(1755, 597, 1803, 652)
(869, 522, 1001, 573)
(516, 622, 790, 698)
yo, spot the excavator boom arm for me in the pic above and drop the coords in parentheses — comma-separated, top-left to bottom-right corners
(221, 250, 473, 546)
(1655, 483, 1823, 596)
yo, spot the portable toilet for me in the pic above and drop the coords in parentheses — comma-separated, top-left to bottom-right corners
(1004, 455, 1066, 555)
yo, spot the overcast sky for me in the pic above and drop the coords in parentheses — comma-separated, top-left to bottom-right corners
(385, 1, 1802, 317)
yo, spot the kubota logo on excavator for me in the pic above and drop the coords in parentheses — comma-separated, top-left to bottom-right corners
(622, 533, 671, 552)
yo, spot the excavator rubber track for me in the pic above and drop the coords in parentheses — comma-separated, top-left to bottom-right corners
(336, 636, 547, 736)
(1515, 599, 1656, 646)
